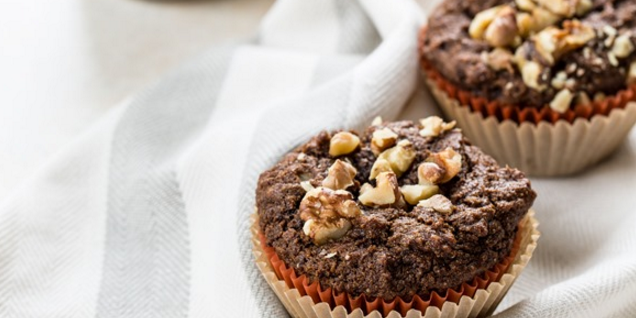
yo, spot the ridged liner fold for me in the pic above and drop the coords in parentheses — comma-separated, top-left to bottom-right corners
(252, 210, 540, 318)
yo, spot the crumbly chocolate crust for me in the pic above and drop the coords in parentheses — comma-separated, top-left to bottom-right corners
(422, 0, 636, 109)
(256, 121, 536, 300)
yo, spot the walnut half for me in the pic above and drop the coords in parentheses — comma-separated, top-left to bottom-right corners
(300, 187, 362, 245)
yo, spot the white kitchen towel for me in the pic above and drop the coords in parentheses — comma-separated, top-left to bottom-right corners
(2, 0, 636, 318)
(0, 0, 423, 317)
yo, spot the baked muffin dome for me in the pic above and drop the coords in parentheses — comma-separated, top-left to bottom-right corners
(421, 0, 636, 111)
(256, 118, 536, 300)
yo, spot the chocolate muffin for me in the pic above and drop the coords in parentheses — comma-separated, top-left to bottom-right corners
(421, 0, 636, 112)
(256, 117, 536, 300)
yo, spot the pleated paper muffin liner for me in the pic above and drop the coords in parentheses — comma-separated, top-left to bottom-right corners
(418, 27, 636, 176)
(252, 210, 540, 318)
(425, 78, 636, 176)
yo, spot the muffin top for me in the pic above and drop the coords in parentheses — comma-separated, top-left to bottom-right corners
(422, 0, 636, 111)
(256, 118, 536, 300)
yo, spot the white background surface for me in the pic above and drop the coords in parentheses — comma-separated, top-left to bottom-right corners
(0, 0, 437, 201)
(0, 0, 274, 200)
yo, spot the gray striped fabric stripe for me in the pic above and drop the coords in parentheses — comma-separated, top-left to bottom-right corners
(96, 48, 235, 318)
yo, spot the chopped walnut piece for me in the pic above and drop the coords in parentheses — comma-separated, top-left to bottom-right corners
(549, 89, 574, 113)
(551, 71, 567, 89)
(612, 34, 634, 59)
(371, 116, 383, 126)
(329, 132, 360, 157)
(608, 53, 619, 66)
(371, 128, 398, 155)
(515, 0, 536, 12)
(423, 148, 462, 184)
(520, 60, 546, 91)
(300, 187, 361, 245)
(470, 5, 520, 47)
(300, 181, 315, 192)
(322, 160, 357, 191)
(575, 0, 593, 16)
(400, 184, 440, 205)
(369, 158, 393, 180)
(530, 8, 561, 34)
(373, 140, 416, 177)
(469, 5, 509, 41)
(417, 194, 454, 214)
(533, 21, 595, 65)
(484, 6, 519, 47)
(419, 116, 456, 138)
(535, 0, 590, 17)
(516, 12, 533, 38)
(418, 162, 445, 185)
(482, 48, 515, 72)
(359, 172, 404, 207)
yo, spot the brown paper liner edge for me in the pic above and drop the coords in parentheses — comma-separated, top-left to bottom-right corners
(418, 26, 636, 125)
(426, 77, 636, 176)
(252, 210, 540, 318)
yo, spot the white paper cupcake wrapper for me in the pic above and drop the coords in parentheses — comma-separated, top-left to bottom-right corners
(252, 210, 539, 318)
(425, 78, 636, 177)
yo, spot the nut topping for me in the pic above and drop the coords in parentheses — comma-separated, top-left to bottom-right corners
(419, 116, 456, 138)
(300, 181, 315, 192)
(515, 0, 536, 12)
(469, 5, 509, 41)
(517, 54, 546, 91)
(417, 194, 454, 214)
(300, 187, 362, 245)
(528, 8, 561, 35)
(372, 140, 416, 177)
(359, 172, 405, 207)
(470, 5, 520, 47)
(400, 184, 439, 205)
(549, 89, 574, 113)
(418, 162, 445, 185)
(371, 128, 398, 155)
(329, 132, 360, 157)
(612, 34, 634, 59)
(371, 116, 383, 126)
(322, 159, 357, 190)
(422, 148, 462, 184)
(533, 21, 595, 65)
(534, 0, 572, 17)
(482, 48, 515, 72)
(484, 6, 519, 47)
(551, 71, 567, 89)
(369, 158, 393, 180)
(575, 0, 593, 16)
